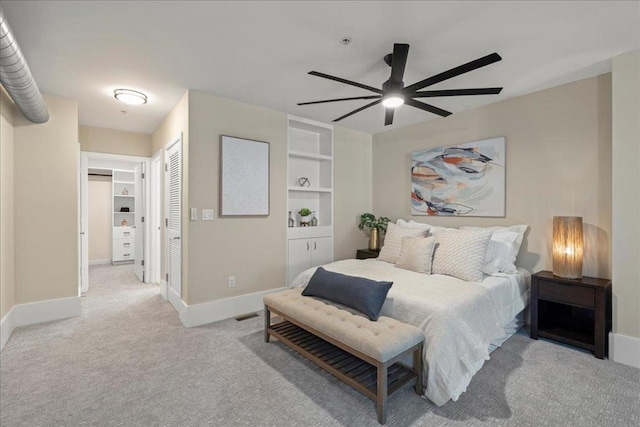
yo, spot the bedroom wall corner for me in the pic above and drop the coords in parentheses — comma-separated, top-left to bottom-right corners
(0, 88, 16, 327)
(186, 91, 287, 306)
(333, 126, 372, 261)
(13, 95, 80, 305)
(372, 74, 612, 279)
(611, 50, 640, 361)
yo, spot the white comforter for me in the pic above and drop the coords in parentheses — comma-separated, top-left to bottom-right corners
(291, 259, 530, 406)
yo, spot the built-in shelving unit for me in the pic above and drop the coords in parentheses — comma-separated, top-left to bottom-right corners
(112, 170, 136, 264)
(287, 116, 334, 286)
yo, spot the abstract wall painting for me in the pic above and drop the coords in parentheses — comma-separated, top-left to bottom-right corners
(411, 137, 505, 217)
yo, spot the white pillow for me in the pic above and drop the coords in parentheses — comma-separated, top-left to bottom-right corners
(378, 222, 428, 264)
(396, 219, 432, 230)
(431, 229, 493, 282)
(395, 236, 436, 274)
(461, 225, 528, 274)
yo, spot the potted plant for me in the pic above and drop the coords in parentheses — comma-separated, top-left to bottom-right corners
(299, 207, 313, 226)
(358, 213, 390, 251)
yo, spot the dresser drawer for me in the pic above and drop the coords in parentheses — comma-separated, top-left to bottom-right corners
(114, 238, 134, 251)
(113, 227, 135, 239)
(113, 245, 134, 262)
(538, 280, 595, 308)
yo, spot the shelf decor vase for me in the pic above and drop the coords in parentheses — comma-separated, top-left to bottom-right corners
(122, 188, 128, 195)
(288, 211, 295, 228)
(300, 215, 311, 227)
(369, 228, 380, 251)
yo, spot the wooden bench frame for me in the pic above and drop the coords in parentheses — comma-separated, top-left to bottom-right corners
(264, 304, 423, 424)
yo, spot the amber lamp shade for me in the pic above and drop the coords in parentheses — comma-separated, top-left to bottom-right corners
(552, 216, 584, 279)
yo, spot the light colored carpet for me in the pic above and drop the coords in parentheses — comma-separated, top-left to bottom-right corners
(1, 263, 639, 426)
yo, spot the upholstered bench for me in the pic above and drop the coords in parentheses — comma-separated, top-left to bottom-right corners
(264, 288, 424, 424)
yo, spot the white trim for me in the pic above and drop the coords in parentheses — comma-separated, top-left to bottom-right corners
(168, 286, 187, 317)
(609, 332, 640, 368)
(13, 297, 81, 327)
(0, 297, 81, 352)
(179, 287, 287, 328)
(149, 150, 162, 285)
(89, 259, 111, 266)
(0, 307, 15, 351)
(159, 279, 168, 301)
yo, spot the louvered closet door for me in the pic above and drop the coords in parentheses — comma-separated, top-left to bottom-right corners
(166, 138, 182, 298)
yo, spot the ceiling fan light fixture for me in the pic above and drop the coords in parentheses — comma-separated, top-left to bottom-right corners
(382, 94, 404, 108)
(114, 89, 148, 105)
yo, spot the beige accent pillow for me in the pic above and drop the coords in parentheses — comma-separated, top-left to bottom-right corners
(378, 222, 428, 264)
(431, 229, 493, 282)
(395, 236, 436, 274)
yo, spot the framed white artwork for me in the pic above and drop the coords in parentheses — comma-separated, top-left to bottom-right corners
(220, 135, 270, 217)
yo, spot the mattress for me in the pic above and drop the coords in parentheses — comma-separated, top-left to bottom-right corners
(290, 259, 530, 406)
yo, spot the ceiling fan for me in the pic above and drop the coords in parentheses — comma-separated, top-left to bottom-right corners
(297, 43, 503, 126)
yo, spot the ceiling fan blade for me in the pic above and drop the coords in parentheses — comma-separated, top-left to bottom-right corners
(333, 99, 382, 122)
(308, 71, 383, 94)
(384, 108, 394, 126)
(405, 99, 452, 117)
(404, 53, 502, 92)
(297, 95, 381, 106)
(411, 87, 503, 98)
(390, 43, 410, 84)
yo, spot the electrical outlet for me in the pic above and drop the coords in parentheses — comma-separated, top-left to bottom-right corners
(228, 276, 236, 288)
(202, 209, 214, 220)
(190, 208, 198, 221)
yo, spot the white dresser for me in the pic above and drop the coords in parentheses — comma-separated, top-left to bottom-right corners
(113, 226, 135, 263)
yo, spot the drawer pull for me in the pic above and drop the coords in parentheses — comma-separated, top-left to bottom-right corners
(123, 243, 130, 247)
(123, 254, 130, 257)
(123, 232, 130, 236)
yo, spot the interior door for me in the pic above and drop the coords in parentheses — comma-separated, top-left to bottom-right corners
(166, 137, 182, 299)
(79, 154, 89, 294)
(134, 162, 145, 282)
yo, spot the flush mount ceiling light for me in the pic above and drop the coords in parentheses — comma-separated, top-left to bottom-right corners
(114, 89, 147, 105)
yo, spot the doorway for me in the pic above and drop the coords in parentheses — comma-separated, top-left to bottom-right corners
(79, 152, 154, 294)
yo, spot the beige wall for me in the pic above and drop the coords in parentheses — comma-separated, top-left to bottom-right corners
(14, 95, 79, 303)
(88, 177, 112, 261)
(0, 90, 15, 319)
(373, 75, 612, 279)
(150, 91, 189, 289)
(612, 51, 640, 339)
(80, 125, 152, 157)
(333, 126, 372, 261)
(187, 91, 287, 305)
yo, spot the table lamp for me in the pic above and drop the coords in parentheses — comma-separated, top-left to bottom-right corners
(552, 216, 584, 279)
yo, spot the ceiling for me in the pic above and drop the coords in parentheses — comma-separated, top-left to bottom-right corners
(3, 1, 639, 135)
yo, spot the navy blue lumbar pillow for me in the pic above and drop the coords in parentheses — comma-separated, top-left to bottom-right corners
(301, 267, 393, 321)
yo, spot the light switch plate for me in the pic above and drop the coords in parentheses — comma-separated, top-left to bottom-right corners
(202, 209, 214, 220)
(190, 208, 198, 221)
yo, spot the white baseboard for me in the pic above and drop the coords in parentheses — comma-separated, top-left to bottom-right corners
(159, 279, 168, 301)
(168, 286, 187, 318)
(609, 332, 640, 368)
(180, 287, 287, 328)
(0, 307, 15, 351)
(89, 259, 111, 266)
(0, 296, 81, 352)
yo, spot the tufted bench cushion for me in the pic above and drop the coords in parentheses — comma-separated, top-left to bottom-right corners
(263, 288, 423, 363)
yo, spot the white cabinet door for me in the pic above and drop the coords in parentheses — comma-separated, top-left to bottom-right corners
(166, 137, 182, 298)
(288, 238, 311, 286)
(311, 237, 333, 268)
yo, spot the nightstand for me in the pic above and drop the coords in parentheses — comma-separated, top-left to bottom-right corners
(530, 271, 612, 359)
(356, 249, 379, 260)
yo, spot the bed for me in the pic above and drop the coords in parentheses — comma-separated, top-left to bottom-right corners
(290, 258, 530, 406)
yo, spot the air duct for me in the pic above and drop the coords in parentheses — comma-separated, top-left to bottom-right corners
(0, 5, 49, 124)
